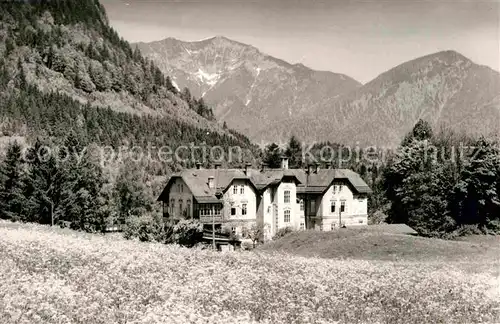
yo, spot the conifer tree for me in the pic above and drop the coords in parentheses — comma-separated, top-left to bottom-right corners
(285, 135, 303, 168)
(23, 138, 63, 225)
(0, 142, 26, 220)
(263, 143, 282, 168)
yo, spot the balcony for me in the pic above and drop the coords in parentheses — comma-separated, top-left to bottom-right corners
(199, 215, 223, 223)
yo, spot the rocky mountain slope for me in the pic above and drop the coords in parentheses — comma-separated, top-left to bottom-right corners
(261, 50, 500, 146)
(135, 36, 361, 138)
(138, 36, 500, 147)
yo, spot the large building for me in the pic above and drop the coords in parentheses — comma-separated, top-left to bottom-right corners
(157, 158, 372, 240)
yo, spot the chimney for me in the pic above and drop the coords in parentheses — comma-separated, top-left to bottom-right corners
(281, 156, 289, 170)
(196, 162, 202, 170)
(244, 163, 252, 176)
(261, 162, 268, 172)
(208, 176, 215, 189)
(213, 163, 221, 170)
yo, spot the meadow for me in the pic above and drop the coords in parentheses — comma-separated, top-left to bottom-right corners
(0, 221, 499, 324)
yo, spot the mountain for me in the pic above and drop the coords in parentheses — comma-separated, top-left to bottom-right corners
(261, 50, 500, 146)
(138, 36, 500, 147)
(134, 36, 362, 139)
(0, 1, 258, 168)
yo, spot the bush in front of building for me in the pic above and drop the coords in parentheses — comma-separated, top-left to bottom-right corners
(272, 227, 295, 241)
(123, 213, 171, 243)
(173, 219, 204, 247)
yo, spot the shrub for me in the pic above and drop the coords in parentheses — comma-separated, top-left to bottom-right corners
(123, 213, 174, 243)
(240, 239, 254, 251)
(123, 216, 141, 240)
(272, 226, 294, 240)
(173, 219, 203, 247)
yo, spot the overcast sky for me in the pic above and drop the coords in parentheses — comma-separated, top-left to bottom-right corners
(101, 0, 500, 84)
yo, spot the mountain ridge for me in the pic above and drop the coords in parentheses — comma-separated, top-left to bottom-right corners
(135, 35, 362, 138)
(138, 36, 499, 146)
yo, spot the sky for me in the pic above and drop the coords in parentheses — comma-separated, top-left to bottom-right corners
(101, 0, 500, 84)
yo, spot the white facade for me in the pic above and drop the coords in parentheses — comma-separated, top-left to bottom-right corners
(162, 169, 369, 241)
(319, 182, 368, 230)
(221, 180, 258, 237)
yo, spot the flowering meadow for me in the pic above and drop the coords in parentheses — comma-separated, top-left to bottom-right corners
(0, 221, 499, 324)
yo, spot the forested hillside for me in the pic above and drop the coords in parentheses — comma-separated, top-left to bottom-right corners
(0, 0, 259, 166)
(0, 0, 260, 232)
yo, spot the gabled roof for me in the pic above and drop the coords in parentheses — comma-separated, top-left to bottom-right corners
(247, 169, 302, 190)
(157, 169, 257, 203)
(158, 167, 372, 202)
(288, 169, 372, 194)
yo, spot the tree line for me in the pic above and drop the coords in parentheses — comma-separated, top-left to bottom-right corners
(0, 136, 153, 231)
(261, 121, 500, 237)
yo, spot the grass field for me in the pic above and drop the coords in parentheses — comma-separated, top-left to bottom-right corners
(1, 221, 499, 324)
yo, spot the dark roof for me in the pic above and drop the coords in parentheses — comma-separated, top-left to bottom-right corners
(247, 169, 302, 190)
(288, 169, 372, 194)
(158, 167, 372, 202)
(158, 169, 257, 202)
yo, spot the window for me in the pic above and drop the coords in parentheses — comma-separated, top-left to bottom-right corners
(170, 199, 175, 213)
(284, 190, 290, 203)
(231, 207, 236, 216)
(231, 227, 236, 234)
(299, 199, 304, 211)
(341, 201, 346, 213)
(331, 201, 336, 213)
(333, 185, 337, 194)
(200, 204, 222, 216)
(178, 199, 183, 215)
(284, 210, 291, 223)
(180, 184, 183, 193)
(233, 186, 238, 194)
(300, 222, 305, 230)
(331, 223, 336, 230)
(310, 200, 316, 213)
(242, 204, 247, 216)
(359, 219, 364, 224)
(186, 199, 191, 217)
(339, 185, 343, 193)
(240, 185, 244, 194)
